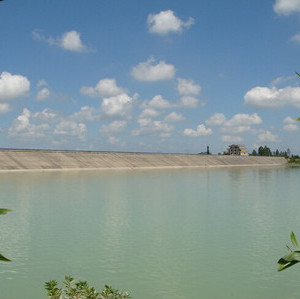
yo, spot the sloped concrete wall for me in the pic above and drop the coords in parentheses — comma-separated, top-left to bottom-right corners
(0, 149, 287, 171)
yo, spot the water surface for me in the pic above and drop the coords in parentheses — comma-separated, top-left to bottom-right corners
(0, 166, 300, 298)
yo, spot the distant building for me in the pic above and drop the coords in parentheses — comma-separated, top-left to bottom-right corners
(227, 144, 249, 156)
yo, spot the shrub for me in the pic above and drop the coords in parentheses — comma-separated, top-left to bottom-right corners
(45, 275, 130, 299)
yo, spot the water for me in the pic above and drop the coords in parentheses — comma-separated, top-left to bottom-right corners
(0, 166, 300, 299)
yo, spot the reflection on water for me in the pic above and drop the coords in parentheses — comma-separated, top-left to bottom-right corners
(0, 166, 300, 298)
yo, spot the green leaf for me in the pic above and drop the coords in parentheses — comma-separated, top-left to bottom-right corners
(296, 117, 300, 121)
(0, 253, 11, 262)
(278, 251, 300, 271)
(290, 232, 299, 249)
(0, 209, 12, 215)
(296, 72, 300, 78)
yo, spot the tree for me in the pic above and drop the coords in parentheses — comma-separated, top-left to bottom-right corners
(258, 145, 272, 156)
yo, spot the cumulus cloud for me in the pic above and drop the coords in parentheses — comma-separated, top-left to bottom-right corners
(283, 124, 299, 131)
(33, 108, 60, 123)
(183, 124, 212, 137)
(244, 86, 300, 109)
(210, 113, 262, 135)
(283, 116, 297, 123)
(270, 76, 294, 87)
(147, 10, 194, 35)
(177, 78, 201, 95)
(273, 0, 300, 15)
(8, 108, 50, 138)
(80, 78, 125, 98)
(148, 95, 173, 109)
(0, 103, 11, 114)
(139, 108, 160, 118)
(291, 32, 300, 43)
(221, 135, 243, 143)
(131, 58, 175, 81)
(99, 120, 127, 134)
(178, 96, 200, 108)
(54, 120, 87, 140)
(70, 106, 101, 122)
(107, 136, 125, 146)
(33, 30, 89, 52)
(283, 116, 299, 131)
(225, 113, 262, 126)
(36, 87, 50, 101)
(257, 130, 278, 142)
(205, 113, 226, 126)
(0, 72, 30, 101)
(101, 93, 133, 118)
(36, 79, 48, 88)
(164, 112, 185, 122)
(132, 118, 174, 137)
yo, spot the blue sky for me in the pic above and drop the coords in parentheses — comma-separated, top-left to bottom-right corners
(1, 0, 300, 154)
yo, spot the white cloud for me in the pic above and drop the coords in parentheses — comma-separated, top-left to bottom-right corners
(205, 113, 226, 126)
(270, 76, 294, 87)
(107, 136, 125, 146)
(101, 93, 133, 118)
(70, 106, 101, 122)
(54, 120, 87, 140)
(61, 31, 87, 52)
(183, 124, 212, 137)
(221, 135, 243, 143)
(257, 130, 278, 142)
(80, 78, 125, 98)
(0, 72, 30, 101)
(216, 113, 262, 135)
(8, 108, 50, 138)
(148, 95, 173, 109)
(273, 0, 300, 15)
(147, 10, 194, 35)
(221, 125, 252, 134)
(244, 86, 300, 109)
(283, 116, 297, 123)
(291, 32, 300, 42)
(33, 30, 88, 52)
(99, 120, 127, 134)
(33, 108, 60, 123)
(177, 78, 201, 95)
(131, 58, 175, 81)
(178, 96, 200, 108)
(283, 124, 299, 131)
(164, 112, 185, 122)
(0, 103, 11, 114)
(132, 118, 174, 137)
(36, 87, 50, 101)
(139, 108, 160, 118)
(225, 113, 262, 126)
(36, 79, 48, 88)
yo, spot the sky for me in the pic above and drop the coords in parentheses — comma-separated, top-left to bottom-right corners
(1, 0, 300, 154)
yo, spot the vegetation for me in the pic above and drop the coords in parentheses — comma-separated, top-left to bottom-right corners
(278, 232, 300, 271)
(0, 208, 12, 262)
(251, 145, 291, 158)
(45, 276, 130, 299)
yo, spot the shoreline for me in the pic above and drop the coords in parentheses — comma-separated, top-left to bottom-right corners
(0, 149, 287, 172)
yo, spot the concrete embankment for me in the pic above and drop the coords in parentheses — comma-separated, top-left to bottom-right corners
(0, 149, 287, 171)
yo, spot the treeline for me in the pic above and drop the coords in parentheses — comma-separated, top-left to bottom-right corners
(251, 145, 294, 158)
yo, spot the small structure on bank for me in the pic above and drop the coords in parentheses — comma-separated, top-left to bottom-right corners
(227, 144, 249, 156)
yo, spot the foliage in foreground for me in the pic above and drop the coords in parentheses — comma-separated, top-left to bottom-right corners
(278, 232, 300, 271)
(0, 208, 12, 262)
(45, 276, 130, 299)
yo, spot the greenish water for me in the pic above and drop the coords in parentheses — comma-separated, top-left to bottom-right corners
(0, 166, 300, 298)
